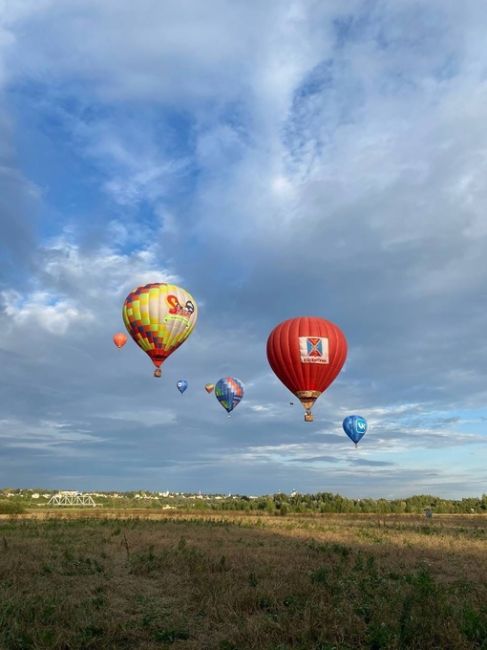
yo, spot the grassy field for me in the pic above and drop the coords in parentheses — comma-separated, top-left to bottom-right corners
(0, 512, 485, 649)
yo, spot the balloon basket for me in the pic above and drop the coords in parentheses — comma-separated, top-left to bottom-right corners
(153, 369, 162, 378)
(304, 412, 314, 423)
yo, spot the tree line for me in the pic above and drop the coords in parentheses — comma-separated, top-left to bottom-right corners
(196, 492, 487, 515)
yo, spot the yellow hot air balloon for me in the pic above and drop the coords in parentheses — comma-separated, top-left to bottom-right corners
(123, 283, 198, 377)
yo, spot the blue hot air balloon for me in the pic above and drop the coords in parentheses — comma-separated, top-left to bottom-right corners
(343, 415, 368, 446)
(177, 379, 188, 394)
(215, 377, 244, 414)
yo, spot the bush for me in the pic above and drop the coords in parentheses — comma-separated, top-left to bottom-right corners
(0, 501, 25, 515)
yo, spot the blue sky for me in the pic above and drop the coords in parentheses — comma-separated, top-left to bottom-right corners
(0, 0, 486, 497)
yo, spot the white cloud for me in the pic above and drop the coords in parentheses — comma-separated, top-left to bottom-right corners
(106, 408, 177, 426)
(1, 289, 94, 335)
(0, 417, 102, 457)
(0, 0, 349, 104)
(0, 234, 179, 338)
(40, 237, 178, 294)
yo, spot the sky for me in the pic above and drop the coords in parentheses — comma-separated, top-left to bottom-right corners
(0, 0, 486, 498)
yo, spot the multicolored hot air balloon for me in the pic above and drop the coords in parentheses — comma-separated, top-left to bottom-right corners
(123, 283, 198, 377)
(343, 415, 367, 446)
(266, 317, 347, 422)
(113, 332, 127, 349)
(205, 383, 215, 394)
(215, 377, 244, 414)
(177, 379, 188, 394)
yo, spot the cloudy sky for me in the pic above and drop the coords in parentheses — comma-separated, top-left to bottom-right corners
(0, 0, 486, 498)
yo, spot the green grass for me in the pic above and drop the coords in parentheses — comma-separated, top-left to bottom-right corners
(0, 501, 25, 515)
(0, 513, 485, 648)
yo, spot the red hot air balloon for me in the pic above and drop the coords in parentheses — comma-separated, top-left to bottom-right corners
(113, 332, 128, 349)
(266, 317, 347, 422)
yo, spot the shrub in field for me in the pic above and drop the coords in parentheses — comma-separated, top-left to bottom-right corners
(129, 545, 168, 575)
(0, 501, 25, 515)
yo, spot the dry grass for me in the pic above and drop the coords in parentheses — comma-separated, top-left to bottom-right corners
(0, 512, 485, 649)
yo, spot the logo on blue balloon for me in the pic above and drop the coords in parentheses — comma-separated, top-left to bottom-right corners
(356, 418, 367, 432)
(343, 415, 368, 445)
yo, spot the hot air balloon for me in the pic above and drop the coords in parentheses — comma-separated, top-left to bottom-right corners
(113, 332, 127, 349)
(177, 379, 188, 394)
(215, 377, 244, 414)
(205, 384, 215, 394)
(266, 317, 347, 422)
(343, 415, 367, 446)
(123, 283, 198, 377)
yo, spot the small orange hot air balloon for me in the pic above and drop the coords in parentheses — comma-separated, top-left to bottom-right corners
(205, 383, 215, 394)
(113, 332, 128, 349)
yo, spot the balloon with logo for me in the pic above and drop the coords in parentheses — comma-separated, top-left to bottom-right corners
(215, 377, 244, 415)
(113, 332, 127, 349)
(266, 317, 347, 422)
(177, 379, 188, 394)
(205, 383, 215, 394)
(343, 415, 368, 446)
(123, 283, 198, 377)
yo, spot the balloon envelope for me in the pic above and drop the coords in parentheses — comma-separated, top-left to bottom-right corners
(343, 415, 368, 445)
(215, 377, 244, 413)
(177, 379, 188, 394)
(266, 317, 347, 422)
(123, 283, 198, 376)
(205, 383, 215, 394)
(113, 332, 127, 349)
